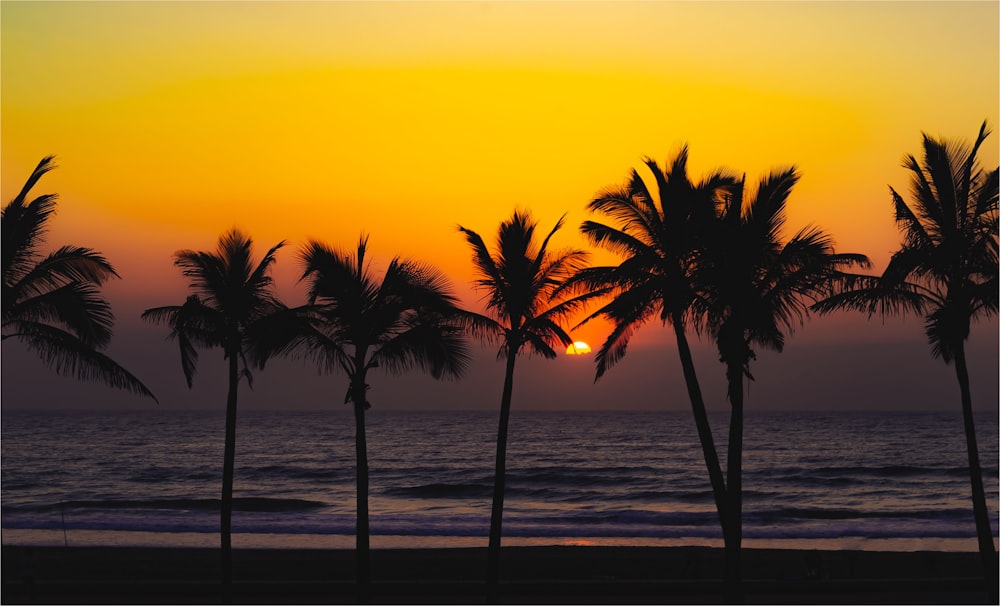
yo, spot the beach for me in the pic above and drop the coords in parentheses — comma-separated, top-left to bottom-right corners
(1, 545, 991, 604)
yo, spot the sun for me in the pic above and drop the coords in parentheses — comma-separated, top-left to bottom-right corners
(565, 341, 592, 355)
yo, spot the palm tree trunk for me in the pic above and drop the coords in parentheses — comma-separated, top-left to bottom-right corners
(953, 344, 998, 603)
(671, 315, 729, 533)
(220, 351, 239, 604)
(723, 360, 745, 604)
(352, 377, 372, 604)
(486, 351, 518, 602)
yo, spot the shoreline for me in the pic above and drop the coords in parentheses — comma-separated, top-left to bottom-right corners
(1, 528, 988, 553)
(1, 545, 991, 604)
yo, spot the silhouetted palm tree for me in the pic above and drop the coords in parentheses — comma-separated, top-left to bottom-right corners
(2, 156, 154, 399)
(298, 236, 469, 603)
(458, 211, 589, 599)
(141, 229, 287, 598)
(699, 168, 868, 596)
(568, 150, 735, 584)
(814, 122, 998, 601)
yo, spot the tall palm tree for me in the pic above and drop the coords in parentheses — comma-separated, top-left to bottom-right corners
(698, 168, 869, 596)
(141, 229, 287, 598)
(2, 156, 154, 399)
(814, 122, 998, 601)
(458, 210, 589, 599)
(568, 150, 735, 582)
(297, 236, 469, 603)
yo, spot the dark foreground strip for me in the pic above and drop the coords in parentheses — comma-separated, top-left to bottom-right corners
(2, 578, 990, 605)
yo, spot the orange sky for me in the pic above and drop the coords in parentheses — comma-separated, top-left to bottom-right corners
(2, 1, 997, 412)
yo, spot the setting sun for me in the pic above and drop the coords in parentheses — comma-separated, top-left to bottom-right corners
(566, 341, 592, 356)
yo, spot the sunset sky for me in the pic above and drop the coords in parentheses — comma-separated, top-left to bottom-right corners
(2, 1, 997, 413)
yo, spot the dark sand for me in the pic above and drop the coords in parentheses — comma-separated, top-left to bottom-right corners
(1, 545, 992, 604)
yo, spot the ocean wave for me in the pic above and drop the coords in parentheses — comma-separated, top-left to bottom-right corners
(247, 464, 342, 481)
(391, 479, 704, 501)
(127, 466, 216, 484)
(18, 497, 328, 514)
(1, 511, 984, 541)
(752, 507, 974, 522)
(781, 464, 972, 479)
(384, 482, 493, 499)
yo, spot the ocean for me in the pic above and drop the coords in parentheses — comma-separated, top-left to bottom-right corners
(1, 409, 997, 551)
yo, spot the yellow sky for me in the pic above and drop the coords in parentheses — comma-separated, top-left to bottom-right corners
(2, 1, 998, 410)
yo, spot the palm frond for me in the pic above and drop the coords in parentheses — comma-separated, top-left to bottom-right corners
(142, 295, 228, 387)
(835, 123, 999, 361)
(217, 229, 255, 289)
(373, 318, 470, 379)
(520, 328, 560, 360)
(579, 220, 651, 259)
(968, 274, 999, 317)
(532, 213, 566, 268)
(587, 183, 655, 237)
(955, 121, 991, 221)
(2, 192, 59, 284)
(163, 229, 291, 383)
(2, 156, 59, 264)
(0, 156, 158, 399)
(972, 168, 998, 218)
(457, 225, 506, 309)
(243, 304, 320, 368)
(890, 187, 934, 250)
(580, 147, 736, 378)
(923, 134, 962, 234)
(297, 325, 354, 376)
(699, 166, 869, 369)
(453, 309, 506, 346)
(174, 249, 227, 309)
(536, 248, 589, 293)
(300, 240, 364, 305)
(592, 303, 654, 379)
(460, 210, 585, 361)
(901, 152, 943, 236)
(924, 302, 970, 362)
(7, 281, 115, 348)
(557, 264, 619, 299)
(578, 278, 659, 374)
(140, 304, 184, 326)
(5, 247, 119, 318)
(9, 156, 57, 207)
(811, 277, 928, 317)
(744, 167, 798, 243)
(246, 239, 287, 302)
(7, 320, 155, 400)
(881, 245, 939, 288)
(298, 235, 471, 393)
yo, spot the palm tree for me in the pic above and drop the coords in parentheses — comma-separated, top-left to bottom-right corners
(814, 122, 998, 601)
(297, 236, 469, 602)
(2, 156, 154, 400)
(698, 168, 869, 596)
(141, 229, 287, 598)
(458, 210, 589, 599)
(568, 150, 735, 583)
